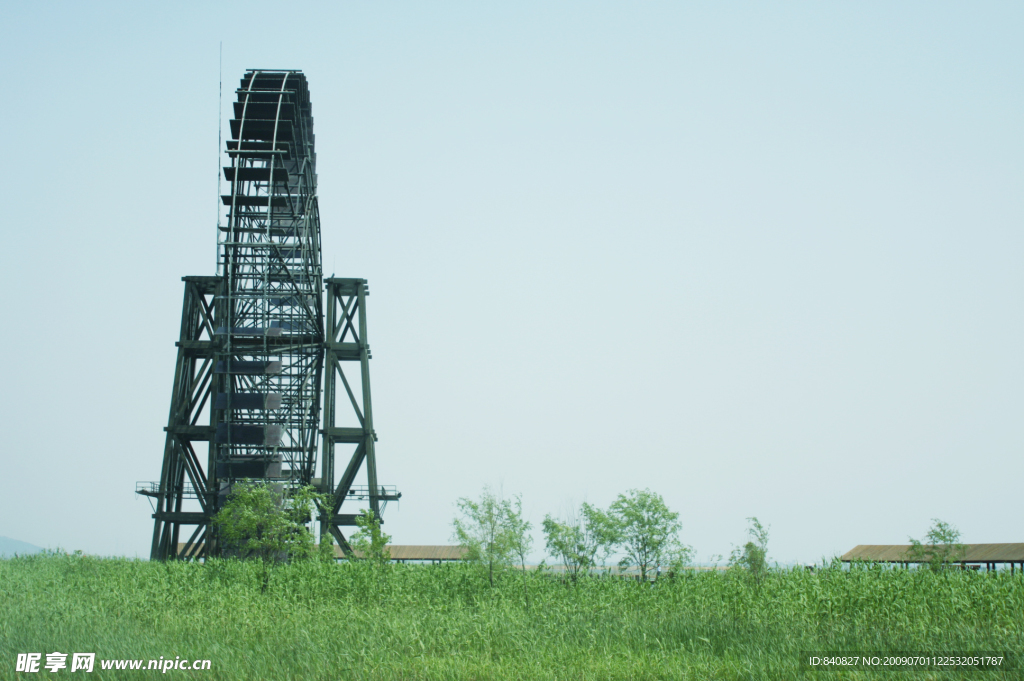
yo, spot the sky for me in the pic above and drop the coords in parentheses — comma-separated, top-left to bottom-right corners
(0, 1, 1020, 565)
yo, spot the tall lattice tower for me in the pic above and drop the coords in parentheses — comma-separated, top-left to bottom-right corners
(139, 70, 399, 560)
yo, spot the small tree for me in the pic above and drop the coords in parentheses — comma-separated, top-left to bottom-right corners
(542, 516, 585, 580)
(350, 509, 392, 565)
(349, 509, 392, 592)
(542, 502, 616, 581)
(504, 495, 533, 608)
(318, 528, 337, 563)
(665, 543, 695, 580)
(608, 489, 684, 581)
(212, 481, 329, 591)
(907, 518, 966, 572)
(452, 486, 516, 587)
(729, 517, 770, 588)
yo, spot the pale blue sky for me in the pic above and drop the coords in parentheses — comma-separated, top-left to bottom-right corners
(1, 2, 1020, 563)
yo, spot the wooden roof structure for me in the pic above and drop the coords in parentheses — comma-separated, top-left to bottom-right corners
(336, 544, 469, 561)
(842, 544, 1024, 565)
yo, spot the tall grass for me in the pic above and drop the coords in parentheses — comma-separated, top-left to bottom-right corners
(1, 553, 1021, 680)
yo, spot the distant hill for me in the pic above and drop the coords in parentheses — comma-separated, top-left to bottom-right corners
(0, 536, 43, 557)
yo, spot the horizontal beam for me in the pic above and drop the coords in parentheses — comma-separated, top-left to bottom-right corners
(165, 425, 216, 441)
(325, 277, 367, 292)
(182, 275, 223, 286)
(326, 342, 365, 359)
(324, 427, 373, 443)
(153, 514, 376, 527)
(153, 512, 209, 524)
(329, 514, 385, 526)
(178, 336, 322, 352)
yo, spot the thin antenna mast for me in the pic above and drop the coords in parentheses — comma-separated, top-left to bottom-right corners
(216, 42, 223, 275)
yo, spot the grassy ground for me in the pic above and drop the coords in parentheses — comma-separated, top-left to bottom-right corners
(1, 553, 1021, 680)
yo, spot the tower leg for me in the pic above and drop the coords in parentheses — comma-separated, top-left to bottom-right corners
(144, 277, 222, 560)
(320, 278, 400, 550)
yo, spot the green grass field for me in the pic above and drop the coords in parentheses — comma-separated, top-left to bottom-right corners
(1, 553, 1021, 680)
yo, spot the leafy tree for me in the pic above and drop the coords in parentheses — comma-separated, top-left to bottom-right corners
(503, 495, 533, 608)
(608, 489, 686, 580)
(665, 544, 695, 580)
(729, 517, 770, 588)
(542, 516, 585, 580)
(213, 482, 321, 561)
(452, 486, 518, 587)
(907, 518, 966, 572)
(212, 481, 329, 590)
(350, 509, 392, 565)
(349, 509, 392, 593)
(542, 502, 616, 581)
(318, 528, 336, 563)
